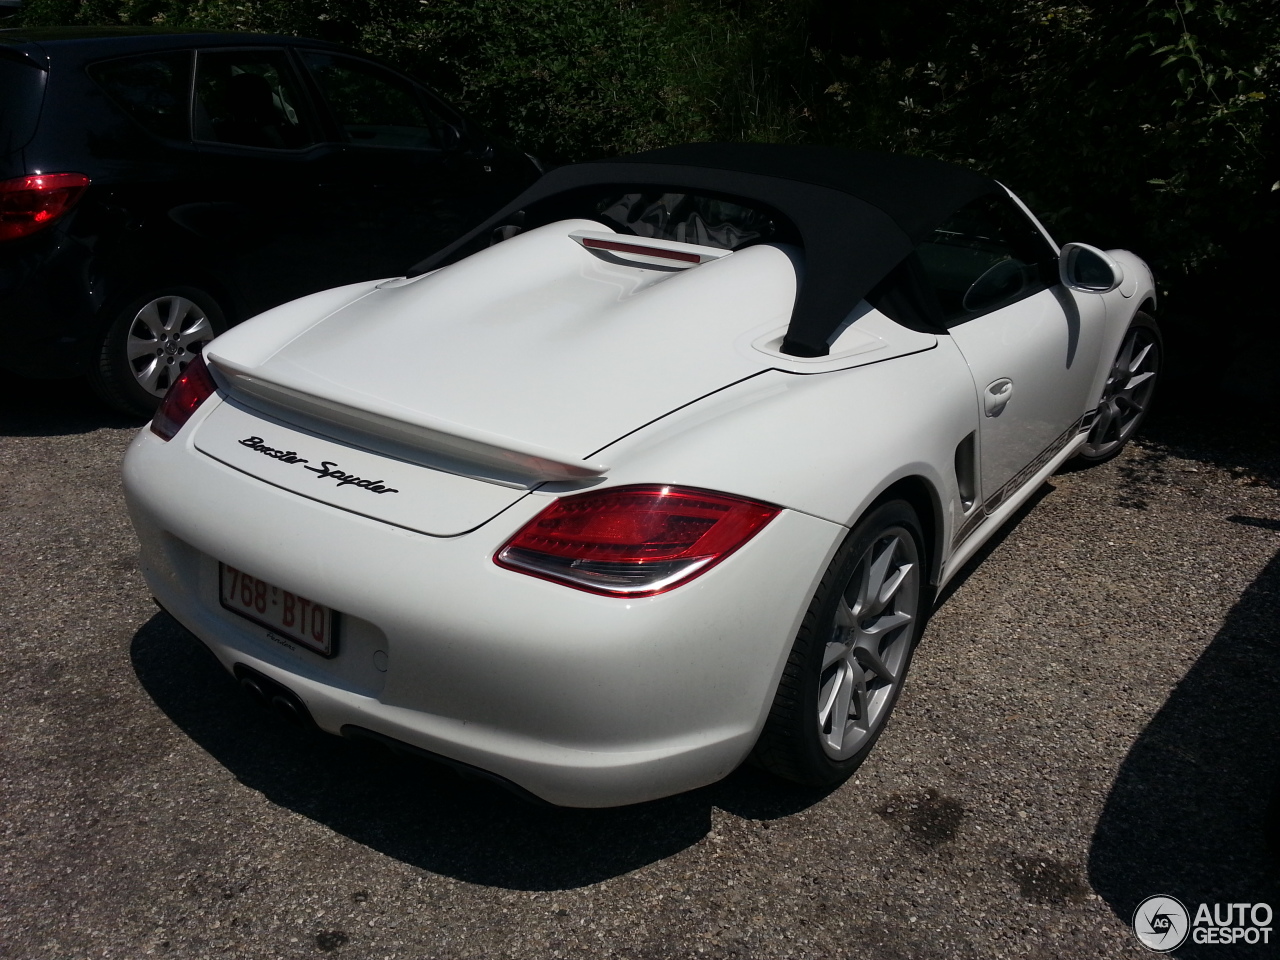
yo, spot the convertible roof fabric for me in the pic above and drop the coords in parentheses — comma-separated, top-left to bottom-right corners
(412, 143, 999, 356)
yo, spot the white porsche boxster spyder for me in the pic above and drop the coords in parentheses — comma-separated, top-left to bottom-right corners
(123, 144, 1160, 807)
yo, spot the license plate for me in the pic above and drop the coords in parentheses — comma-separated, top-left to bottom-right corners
(218, 564, 336, 657)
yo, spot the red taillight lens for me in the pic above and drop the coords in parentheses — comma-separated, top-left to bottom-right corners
(0, 173, 91, 242)
(495, 484, 779, 597)
(150, 354, 218, 440)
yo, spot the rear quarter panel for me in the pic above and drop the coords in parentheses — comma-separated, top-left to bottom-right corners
(591, 336, 979, 568)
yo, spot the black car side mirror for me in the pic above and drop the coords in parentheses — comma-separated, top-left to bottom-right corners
(439, 124, 464, 152)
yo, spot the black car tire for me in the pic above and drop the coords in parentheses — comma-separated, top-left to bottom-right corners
(753, 500, 927, 786)
(88, 286, 226, 418)
(1074, 311, 1162, 464)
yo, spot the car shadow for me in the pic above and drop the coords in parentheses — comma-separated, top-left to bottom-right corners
(129, 612, 835, 890)
(1088, 547, 1280, 956)
(0, 374, 144, 437)
(932, 482, 1055, 610)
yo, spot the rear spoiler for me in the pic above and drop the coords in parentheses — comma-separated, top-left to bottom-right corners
(206, 355, 610, 485)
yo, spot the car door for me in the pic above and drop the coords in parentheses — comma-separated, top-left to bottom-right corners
(296, 49, 495, 276)
(189, 45, 361, 316)
(918, 191, 1107, 508)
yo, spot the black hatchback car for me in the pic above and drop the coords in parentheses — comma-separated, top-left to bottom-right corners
(0, 27, 540, 415)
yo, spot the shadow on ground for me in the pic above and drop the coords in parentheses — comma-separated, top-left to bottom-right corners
(130, 613, 834, 891)
(0, 374, 144, 437)
(1088, 548, 1280, 958)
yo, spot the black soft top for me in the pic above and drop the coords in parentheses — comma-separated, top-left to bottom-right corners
(413, 143, 1000, 356)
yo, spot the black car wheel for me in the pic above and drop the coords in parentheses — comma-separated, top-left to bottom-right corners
(89, 286, 226, 417)
(753, 499, 926, 786)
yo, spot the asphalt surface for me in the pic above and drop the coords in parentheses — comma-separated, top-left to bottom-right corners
(1, 378, 1277, 960)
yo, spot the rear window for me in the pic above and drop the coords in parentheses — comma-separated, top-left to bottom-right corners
(89, 52, 193, 141)
(0, 53, 46, 155)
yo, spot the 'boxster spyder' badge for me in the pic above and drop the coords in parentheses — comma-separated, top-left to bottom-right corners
(238, 436, 399, 495)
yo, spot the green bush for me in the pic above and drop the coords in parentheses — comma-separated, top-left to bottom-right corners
(807, 1, 1278, 291)
(15, 0, 1278, 328)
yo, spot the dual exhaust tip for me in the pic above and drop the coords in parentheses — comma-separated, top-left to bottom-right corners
(234, 664, 315, 729)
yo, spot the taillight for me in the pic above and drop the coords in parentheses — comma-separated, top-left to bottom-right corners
(495, 484, 779, 597)
(0, 173, 91, 242)
(150, 354, 217, 440)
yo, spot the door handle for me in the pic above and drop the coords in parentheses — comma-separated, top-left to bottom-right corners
(985, 378, 1014, 417)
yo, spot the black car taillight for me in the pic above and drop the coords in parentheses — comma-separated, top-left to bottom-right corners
(150, 354, 218, 440)
(0, 173, 91, 242)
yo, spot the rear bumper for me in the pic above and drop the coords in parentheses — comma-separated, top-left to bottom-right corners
(123, 405, 844, 806)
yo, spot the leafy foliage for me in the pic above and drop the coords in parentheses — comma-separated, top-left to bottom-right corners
(14, 0, 1278, 303)
(808, 2, 1277, 283)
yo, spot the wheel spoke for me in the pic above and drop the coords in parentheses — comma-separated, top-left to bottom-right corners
(832, 598, 855, 632)
(863, 537, 901, 616)
(830, 666, 855, 736)
(854, 630, 906, 685)
(818, 659, 854, 739)
(859, 610, 913, 641)
(163, 297, 185, 333)
(176, 317, 213, 349)
(136, 358, 165, 392)
(822, 637, 852, 671)
(1123, 369, 1155, 392)
(126, 336, 160, 361)
(134, 301, 164, 338)
(850, 669, 870, 731)
(876, 561, 913, 609)
(1126, 341, 1152, 375)
(849, 558, 873, 618)
(1092, 399, 1117, 444)
(1115, 333, 1135, 374)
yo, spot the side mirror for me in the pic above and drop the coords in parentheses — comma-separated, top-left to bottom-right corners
(439, 124, 464, 152)
(1060, 242, 1123, 293)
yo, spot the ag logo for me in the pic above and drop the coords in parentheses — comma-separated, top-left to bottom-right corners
(1133, 895, 1190, 952)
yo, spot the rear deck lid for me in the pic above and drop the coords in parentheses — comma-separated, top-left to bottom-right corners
(206, 219, 806, 468)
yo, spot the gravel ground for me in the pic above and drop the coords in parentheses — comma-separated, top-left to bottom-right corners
(1, 379, 1277, 960)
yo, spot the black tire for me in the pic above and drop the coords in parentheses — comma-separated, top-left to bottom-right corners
(1075, 311, 1162, 464)
(88, 286, 226, 418)
(752, 499, 927, 786)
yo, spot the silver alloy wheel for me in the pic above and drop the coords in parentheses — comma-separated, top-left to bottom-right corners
(818, 526, 920, 760)
(125, 295, 215, 397)
(1080, 323, 1159, 460)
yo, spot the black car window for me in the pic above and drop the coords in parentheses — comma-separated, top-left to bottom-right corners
(915, 192, 1058, 324)
(193, 49, 315, 150)
(300, 51, 444, 150)
(0, 52, 45, 155)
(88, 52, 192, 142)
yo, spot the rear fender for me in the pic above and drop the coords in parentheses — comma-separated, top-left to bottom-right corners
(591, 337, 979, 585)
